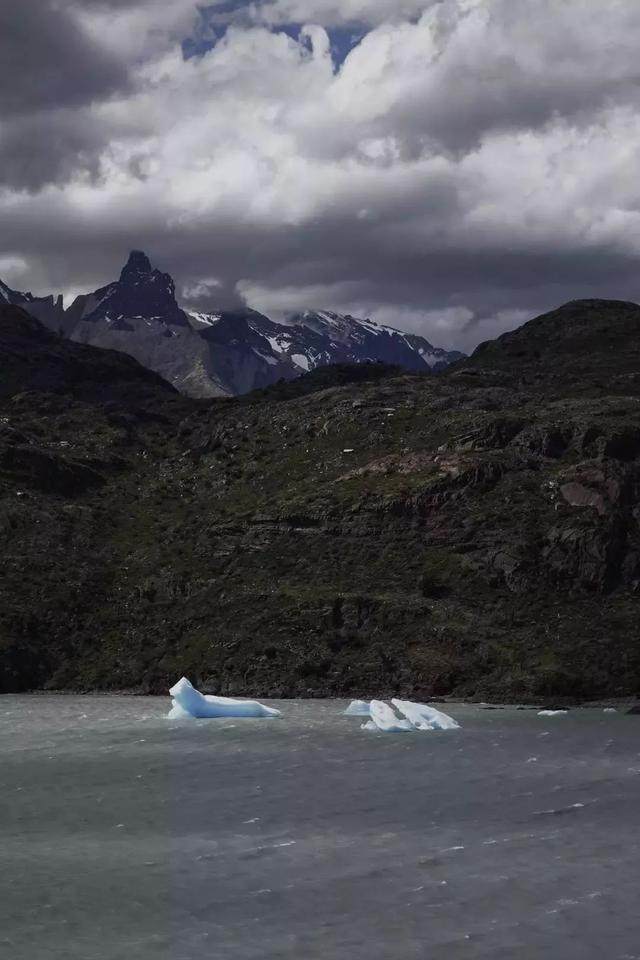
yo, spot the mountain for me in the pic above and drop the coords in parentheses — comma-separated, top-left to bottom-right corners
(459, 298, 640, 396)
(2, 298, 640, 701)
(63, 250, 227, 397)
(0, 302, 180, 405)
(0, 277, 64, 332)
(233, 308, 464, 376)
(55, 251, 462, 396)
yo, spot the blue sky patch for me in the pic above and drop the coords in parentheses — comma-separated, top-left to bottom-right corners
(183, 5, 367, 68)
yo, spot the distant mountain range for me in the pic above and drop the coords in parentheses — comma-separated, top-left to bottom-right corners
(0, 251, 464, 397)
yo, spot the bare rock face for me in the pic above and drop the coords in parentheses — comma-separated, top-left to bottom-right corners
(561, 480, 607, 516)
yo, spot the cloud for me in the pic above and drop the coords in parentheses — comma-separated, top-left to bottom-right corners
(203, 0, 436, 30)
(0, 111, 108, 192)
(2, 0, 640, 351)
(0, 0, 129, 117)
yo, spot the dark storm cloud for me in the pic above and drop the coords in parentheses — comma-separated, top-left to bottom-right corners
(0, 111, 107, 192)
(0, 0, 129, 118)
(0, 0, 135, 190)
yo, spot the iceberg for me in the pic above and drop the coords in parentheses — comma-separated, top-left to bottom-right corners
(352, 698, 460, 733)
(365, 700, 414, 733)
(537, 709, 568, 717)
(344, 700, 371, 717)
(168, 677, 281, 720)
(167, 701, 194, 720)
(391, 698, 460, 731)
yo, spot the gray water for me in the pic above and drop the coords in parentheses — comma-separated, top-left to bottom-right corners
(1, 697, 639, 960)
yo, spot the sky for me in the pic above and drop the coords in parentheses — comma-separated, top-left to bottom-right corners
(2, 0, 640, 351)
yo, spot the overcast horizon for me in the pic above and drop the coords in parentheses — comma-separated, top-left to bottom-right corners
(3, 0, 640, 352)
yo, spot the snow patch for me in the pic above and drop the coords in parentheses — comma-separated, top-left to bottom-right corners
(357, 319, 383, 334)
(265, 334, 290, 354)
(188, 311, 222, 328)
(418, 348, 444, 368)
(252, 348, 278, 366)
(291, 353, 310, 371)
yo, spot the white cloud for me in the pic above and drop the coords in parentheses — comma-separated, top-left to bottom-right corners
(252, 0, 437, 28)
(0, 255, 29, 284)
(2, 0, 640, 351)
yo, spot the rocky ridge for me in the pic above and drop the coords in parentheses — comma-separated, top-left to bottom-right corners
(0, 277, 64, 332)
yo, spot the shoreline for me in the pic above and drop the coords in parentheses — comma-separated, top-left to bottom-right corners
(4, 689, 638, 711)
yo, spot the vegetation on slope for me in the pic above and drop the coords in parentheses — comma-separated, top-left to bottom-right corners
(1, 301, 639, 701)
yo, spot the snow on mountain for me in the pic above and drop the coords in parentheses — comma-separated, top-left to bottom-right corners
(1, 252, 464, 398)
(187, 311, 222, 330)
(278, 310, 465, 373)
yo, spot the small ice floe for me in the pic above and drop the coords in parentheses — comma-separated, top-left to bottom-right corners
(168, 677, 281, 720)
(538, 710, 568, 717)
(392, 698, 460, 731)
(351, 698, 460, 733)
(603, 708, 617, 713)
(344, 700, 371, 717)
(363, 700, 414, 733)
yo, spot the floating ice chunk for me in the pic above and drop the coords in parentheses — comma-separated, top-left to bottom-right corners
(391, 699, 460, 731)
(538, 710, 568, 717)
(344, 700, 371, 716)
(357, 698, 460, 732)
(365, 700, 414, 733)
(603, 708, 617, 713)
(168, 677, 280, 719)
(167, 701, 193, 720)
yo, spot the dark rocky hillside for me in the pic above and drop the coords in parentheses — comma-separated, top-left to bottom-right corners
(462, 299, 640, 397)
(1, 299, 639, 701)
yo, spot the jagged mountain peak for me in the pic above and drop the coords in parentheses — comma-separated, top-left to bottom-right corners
(0, 277, 64, 332)
(67, 250, 185, 330)
(116, 249, 177, 303)
(119, 250, 153, 283)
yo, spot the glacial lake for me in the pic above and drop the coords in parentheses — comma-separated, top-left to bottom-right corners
(2, 696, 639, 959)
